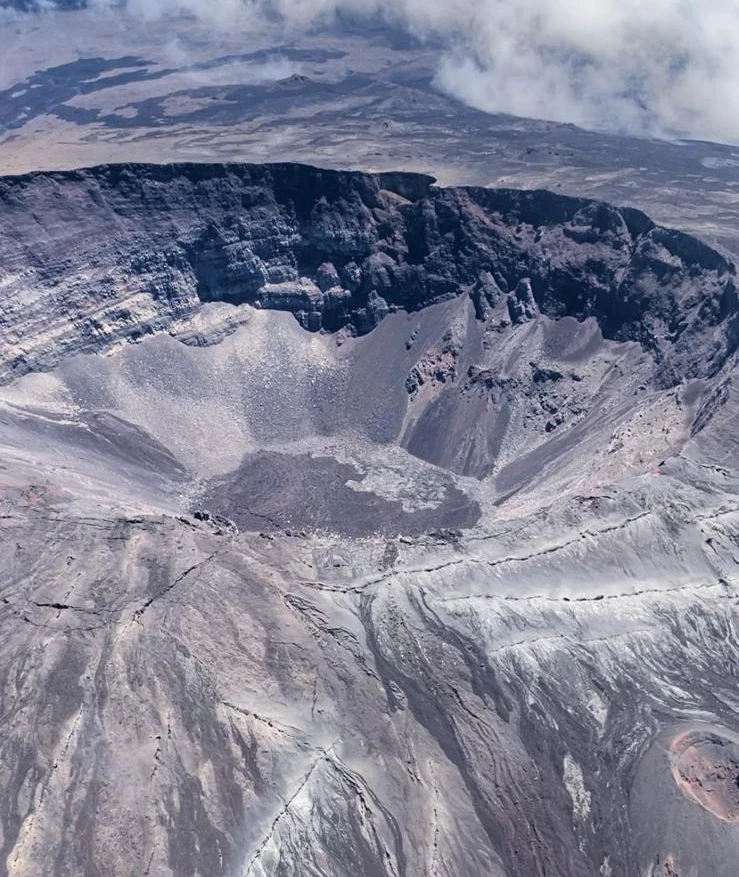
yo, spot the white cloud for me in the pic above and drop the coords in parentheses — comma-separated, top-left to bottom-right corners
(426, 0, 739, 143)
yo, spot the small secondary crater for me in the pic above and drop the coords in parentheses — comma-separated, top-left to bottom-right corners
(670, 730, 739, 822)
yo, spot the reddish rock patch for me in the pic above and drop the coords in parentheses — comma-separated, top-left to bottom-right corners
(670, 730, 739, 822)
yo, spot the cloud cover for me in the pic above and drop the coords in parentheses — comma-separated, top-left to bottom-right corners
(10, 0, 739, 143)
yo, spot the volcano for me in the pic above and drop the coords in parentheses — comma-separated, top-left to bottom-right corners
(0, 160, 736, 877)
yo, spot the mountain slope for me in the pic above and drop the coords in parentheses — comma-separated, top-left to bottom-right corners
(0, 163, 737, 877)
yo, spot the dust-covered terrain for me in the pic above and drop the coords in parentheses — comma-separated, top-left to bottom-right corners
(0, 7, 737, 877)
(0, 158, 736, 877)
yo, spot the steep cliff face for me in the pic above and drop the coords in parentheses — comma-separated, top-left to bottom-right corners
(0, 163, 737, 877)
(0, 163, 735, 386)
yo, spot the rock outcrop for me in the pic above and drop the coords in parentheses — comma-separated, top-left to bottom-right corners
(0, 163, 735, 386)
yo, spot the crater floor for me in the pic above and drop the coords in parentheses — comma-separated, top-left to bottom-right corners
(0, 161, 736, 877)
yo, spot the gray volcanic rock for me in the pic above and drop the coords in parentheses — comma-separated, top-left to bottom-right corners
(0, 162, 736, 877)
(0, 163, 735, 389)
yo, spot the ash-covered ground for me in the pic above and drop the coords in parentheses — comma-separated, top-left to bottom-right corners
(0, 161, 736, 877)
(0, 9, 737, 877)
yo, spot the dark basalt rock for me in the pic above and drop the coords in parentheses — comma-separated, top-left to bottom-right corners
(0, 162, 735, 387)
